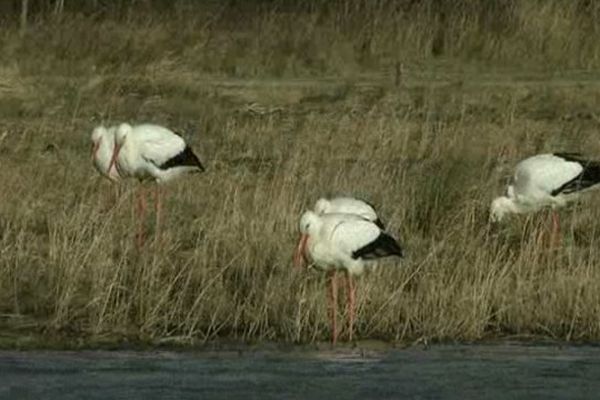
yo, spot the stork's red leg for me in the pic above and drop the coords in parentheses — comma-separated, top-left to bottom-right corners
(105, 183, 120, 211)
(136, 186, 147, 249)
(113, 184, 121, 208)
(154, 185, 162, 244)
(551, 210, 561, 249)
(109, 184, 116, 209)
(345, 273, 356, 342)
(327, 270, 338, 345)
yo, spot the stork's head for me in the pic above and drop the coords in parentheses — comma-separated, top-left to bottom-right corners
(490, 196, 514, 223)
(114, 123, 132, 146)
(91, 125, 106, 143)
(90, 125, 107, 158)
(294, 211, 319, 268)
(299, 210, 320, 235)
(313, 198, 331, 215)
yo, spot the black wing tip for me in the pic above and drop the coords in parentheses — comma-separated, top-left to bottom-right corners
(352, 232, 403, 260)
(184, 146, 205, 171)
(195, 155, 206, 172)
(553, 152, 600, 167)
(160, 146, 205, 172)
(553, 152, 584, 161)
(550, 153, 600, 196)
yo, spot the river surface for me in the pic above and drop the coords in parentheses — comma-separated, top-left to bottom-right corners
(0, 343, 598, 399)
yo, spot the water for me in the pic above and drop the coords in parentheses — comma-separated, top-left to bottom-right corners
(0, 343, 598, 399)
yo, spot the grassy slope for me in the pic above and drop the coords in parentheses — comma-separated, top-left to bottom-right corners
(2, 2, 600, 347)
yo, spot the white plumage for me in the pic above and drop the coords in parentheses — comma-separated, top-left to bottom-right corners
(490, 153, 600, 222)
(109, 123, 204, 183)
(294, 210, 402, 344)
(313, 196, 384, 229)
(90, 125, 120, 182)
(296, 211, 395, 275)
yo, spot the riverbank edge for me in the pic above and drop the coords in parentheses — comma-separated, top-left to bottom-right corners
(0, 328, 588, 352)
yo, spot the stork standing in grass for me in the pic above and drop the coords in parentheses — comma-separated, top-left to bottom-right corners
(313, 196, 385, 229)
(108, 123, 205, 246)
(294, 211, 403, 344)
(490, 153, 600, 245)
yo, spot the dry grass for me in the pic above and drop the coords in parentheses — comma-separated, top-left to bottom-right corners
(2, 1, 600, 347)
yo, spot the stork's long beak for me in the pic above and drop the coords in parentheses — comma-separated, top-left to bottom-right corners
(108, 142, 121, 176)
(91, 142, 100, 160)
(293, 234, 308, 268)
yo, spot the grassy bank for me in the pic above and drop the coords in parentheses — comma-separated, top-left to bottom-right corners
(2, 1, 600, 347)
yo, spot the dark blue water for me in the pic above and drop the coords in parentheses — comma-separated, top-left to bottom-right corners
(0, 344, 597, 399)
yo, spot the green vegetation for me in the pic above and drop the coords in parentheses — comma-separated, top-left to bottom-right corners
(2, 1, 600, 347)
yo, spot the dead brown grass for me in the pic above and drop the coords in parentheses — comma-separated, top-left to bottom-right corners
(2, 2, 600, 347)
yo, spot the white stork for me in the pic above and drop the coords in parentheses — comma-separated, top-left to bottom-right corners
(293, 210, 403, 344)
(108, 123, 205, 246)
(314, 196, 384, 229)
(491, 153, 600, 244)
